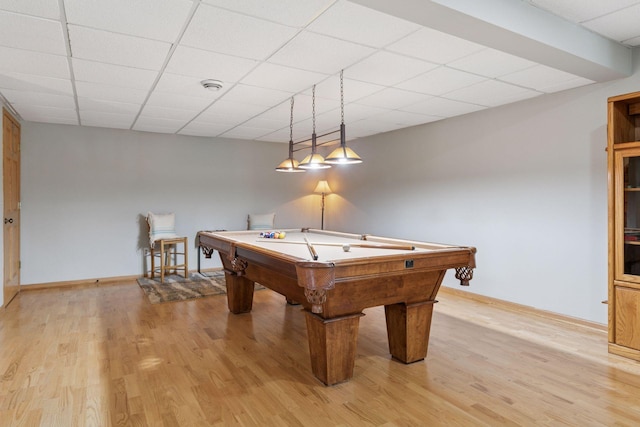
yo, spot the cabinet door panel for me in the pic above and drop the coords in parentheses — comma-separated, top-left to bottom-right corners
(615, 286, 640, 349)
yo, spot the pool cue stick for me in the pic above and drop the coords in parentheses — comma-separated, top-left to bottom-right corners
(304, 236, 319, 260)
(257, 239, 415, 251)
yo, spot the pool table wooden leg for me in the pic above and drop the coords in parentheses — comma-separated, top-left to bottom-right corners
(384, 300, 437, 363)
(224, 271, 255, 314)
(304, 311, 364, 386)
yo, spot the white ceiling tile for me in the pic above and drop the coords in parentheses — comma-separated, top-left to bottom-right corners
(400, 97, 486, 118)
(80, 110, 136, 129)
(307, 0, 420, 48)
(139, 105, 199, 121)
(145, 91, 214, 111)
(582, 4, 640, 43)
(72, 59, 158, 90)
(179, 121, 231, 137)
(0, 0, 60, 19)
(219, 126, 272, 139)
(347, 118, 405, 137)
(268, 31, 375, 75)
(201, 0, 333, 27)
(181, 5, 298, 60)
(254, 94, 339, 123)
(241, 62, 328, 92)
(64, 0, 192, 42)
(529, 0, 639, 23)
(222, 84, 292, 107)
(302, 75, 384, 102)
(68, 25, 171, 70)
(370, 109, 441, 126)
(242, 116, 287, 131)
(499, 64, 594, 93)
(75, 81, 149, 104)
(166, 46, 258, 81)
(1, 88, 75, 108)
(341, 102, 389, 122)
(344, 51, 439, 86)
(12, 104, 78, 124)
(355, 88, 431, 109)
(0, 10, 66, 55)
(623, 35, 640, 46)
(0, 46, 69, 79)
(448, 48, 537, 78)
(0, 72, 72, 96)
(133, 116, 187, 133)
(397, 67, 487, 96)
(200, 99, 269, 121)
(445, 80, 541, 107)
(155, 73, 232, 100)
(387, 27, 485, 64)
(78, 97, 141, 114)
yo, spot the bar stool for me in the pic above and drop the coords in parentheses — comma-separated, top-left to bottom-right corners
(147, 212, 188, 283)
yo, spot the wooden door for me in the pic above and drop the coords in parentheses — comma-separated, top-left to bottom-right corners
(3, 108, 20, 306)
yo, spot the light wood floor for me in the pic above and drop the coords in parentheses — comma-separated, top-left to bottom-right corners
(1, 280, 640, 426)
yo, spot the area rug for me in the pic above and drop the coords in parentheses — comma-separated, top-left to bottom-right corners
(137, 271, 228, 304)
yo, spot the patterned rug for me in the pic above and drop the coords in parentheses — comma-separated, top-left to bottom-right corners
(137, 271, 229, 304)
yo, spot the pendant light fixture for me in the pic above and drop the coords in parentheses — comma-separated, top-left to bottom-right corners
(276, 97, 305, 172)
(325, 70, 362, 165)
(299, 85, 330, 170)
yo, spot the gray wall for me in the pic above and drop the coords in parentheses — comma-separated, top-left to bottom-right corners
(20, 124, 326, 286)
(326, 50, 640, 324)
(10, 49, 640, 323)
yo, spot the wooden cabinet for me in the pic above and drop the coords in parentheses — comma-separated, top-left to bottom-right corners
(608, 91, 640, 361)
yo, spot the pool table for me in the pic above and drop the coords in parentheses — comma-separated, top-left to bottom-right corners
(198, 228, 476, 385)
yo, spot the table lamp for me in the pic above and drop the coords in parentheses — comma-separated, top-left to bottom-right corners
(314, 180, 332, 230)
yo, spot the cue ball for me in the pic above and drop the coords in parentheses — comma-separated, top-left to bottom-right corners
(342, 244, 351, 252)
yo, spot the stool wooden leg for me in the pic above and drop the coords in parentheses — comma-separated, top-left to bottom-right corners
(150, 247, 156, 279)
(183, 238, 188, 279)
(160, 240, 166, 283)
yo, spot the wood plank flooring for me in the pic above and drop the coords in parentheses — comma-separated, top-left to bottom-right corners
(1, 280, 640, 426)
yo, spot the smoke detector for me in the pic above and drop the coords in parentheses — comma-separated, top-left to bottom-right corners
(201, 79, 223, 91)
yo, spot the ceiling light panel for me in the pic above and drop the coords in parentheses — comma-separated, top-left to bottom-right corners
(307, 0, 420, 48)
(345, 51, 439, 86)
(268, 31, 375, 75)
(67, 26, 172, 71)
(0, 11, 66, 55)
(181, 5, 298, 60)
(397, 67, 487, 96)
(201, 0, 334, 27)
(64, 0, 192, 42)
(0, 46, 70, 79)
(165, 46, 258, 81)
(387, 27, 485, 64)
(448, 48, 537, 78)
(72, 59, 158, 90)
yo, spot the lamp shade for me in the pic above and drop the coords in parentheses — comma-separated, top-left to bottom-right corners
(314, 180, 332, 194)
(299, 153, 330, 169)
(325, 146, 362, 164)
(276, 157, 305, 172)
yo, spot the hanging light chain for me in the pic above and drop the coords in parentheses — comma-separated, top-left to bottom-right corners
(340, 69, 344, 125)
(312, 84, 316, 134)
(289, 96, 294, 142)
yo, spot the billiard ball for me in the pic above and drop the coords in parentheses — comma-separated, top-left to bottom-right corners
(342, 244, 351, 252)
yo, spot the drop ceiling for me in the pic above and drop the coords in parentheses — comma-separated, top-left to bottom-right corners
(0, 0, 637, 143)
